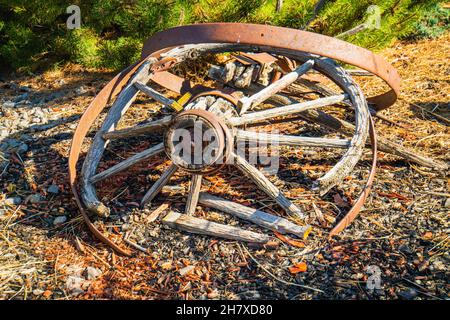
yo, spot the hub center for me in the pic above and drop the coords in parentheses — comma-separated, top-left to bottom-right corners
(164, 109, 230, 174)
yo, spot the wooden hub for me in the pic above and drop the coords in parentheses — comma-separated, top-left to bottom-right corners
(163, 109, 230, 174)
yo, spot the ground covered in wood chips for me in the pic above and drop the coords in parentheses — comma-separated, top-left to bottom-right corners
(0, 33, 448, 300)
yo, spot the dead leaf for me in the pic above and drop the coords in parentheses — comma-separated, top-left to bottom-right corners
(289, 262, 307, 274)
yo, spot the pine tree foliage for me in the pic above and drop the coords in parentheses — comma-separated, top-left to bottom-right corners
(0, 0, 447, 72)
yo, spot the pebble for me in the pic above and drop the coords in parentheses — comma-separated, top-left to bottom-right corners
(398, 288, 418, 300)
(84, 266, 102, 280)
(179, 265, 195, 276)
(75, 86, 88, 95)
(47, 184, 59, 194)
(2, 101, 16, 108)
(5, 197, 22, 205)
(17, 143, 28, 153)
(32, 289, 45, 296)
(53, 216, 67, 225)
(27, 193, 44, 204)
(65, 276, 86, 296)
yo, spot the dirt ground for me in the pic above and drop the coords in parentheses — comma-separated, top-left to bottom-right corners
(0, 33, 448, 300)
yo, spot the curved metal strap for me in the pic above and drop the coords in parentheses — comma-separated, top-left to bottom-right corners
(141, 23, 400, 111)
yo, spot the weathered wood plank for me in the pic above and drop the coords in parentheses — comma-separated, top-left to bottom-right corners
(162, 211, 269, 243)
(199, 193, 311, 239)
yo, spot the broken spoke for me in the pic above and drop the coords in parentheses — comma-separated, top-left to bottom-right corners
(141, 164, 178, 207)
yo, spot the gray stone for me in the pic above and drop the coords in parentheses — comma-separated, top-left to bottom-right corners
(398, 288, 418, 300)
(5, 197, 22, 205)
(47, 184, 59, 194)
(75, 86, 88, 95)
(179, 265, 195, 276)
(14, 93, 29, 102)
(32, 289, 45, 296)
(2, 101, 16, 108)
(53, 216, 67, 225)
(84, 266, 102, 280)
(33, 108, 45, 118)
(17, 143, 28, 153)
(27, 193, 44, 204)
(65, 276, 86, 296)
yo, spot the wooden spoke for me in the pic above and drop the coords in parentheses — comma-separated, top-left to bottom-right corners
(141, 164, 178, 207)
(102, 116, 172, 140)
(237, 60, 315, 114)
(185, 174, 202, 215)
(235, 129, 350, 148)
(134, 81, 183, 111)
(230, 94, 348, 126)
(90, 143, 164, 184)
(162, 211, 269, 243)
(199, 193, 311, 239)
(232, 153, 304, 218)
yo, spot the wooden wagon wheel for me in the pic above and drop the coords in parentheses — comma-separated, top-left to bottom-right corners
(78, 44, 370, 242)
(70, 24, 399, 254)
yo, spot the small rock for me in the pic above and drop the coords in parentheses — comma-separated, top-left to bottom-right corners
(179, 265, 195, 276)
(431, 258, 446, 271)
(0, 129, 8, 139)
(2, 101, 16, 108)
(84, 266, 102, 280)
(17, 143, 28, 153)
(32, 289, 45, 296)
(47, 184, 59, 194)
(5, 197, 22, 205)
(53, 216, 67, 225)
(65, 276, 86, 296)
(398, 288, 418, 300)
(75, 86, 88, 95)
(27, 193, 44, 204)
(13, 93, 29, 102)
(239, 290, 261, 299)
(398, 244, 413, 255)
